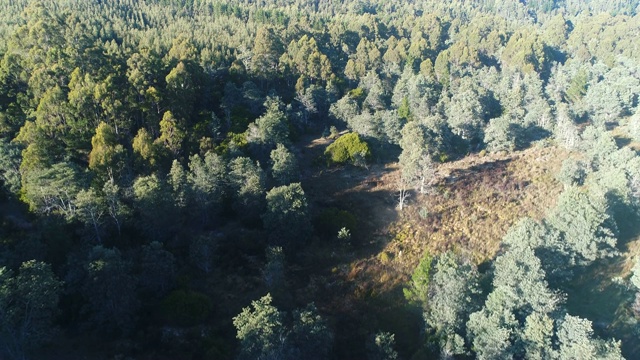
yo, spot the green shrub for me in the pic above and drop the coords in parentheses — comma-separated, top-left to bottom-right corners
(348, 87, 365, 101)
(161, 290, 213, 327)
(324, 132, 371, 166)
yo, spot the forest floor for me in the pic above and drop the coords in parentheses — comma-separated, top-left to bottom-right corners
(295, 133, 571, 358)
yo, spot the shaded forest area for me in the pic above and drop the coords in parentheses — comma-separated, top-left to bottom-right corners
(1, 0, 640, 359)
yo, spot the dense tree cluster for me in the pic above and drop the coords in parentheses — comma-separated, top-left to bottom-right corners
(0, 0, 639, 358)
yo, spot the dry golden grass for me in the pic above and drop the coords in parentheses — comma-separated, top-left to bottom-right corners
(340, 144, 568, 293)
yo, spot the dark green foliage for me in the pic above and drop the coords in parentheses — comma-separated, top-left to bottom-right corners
(403, 252, 432, 306)
(139, 241, 176, 296)
(133, 174, 176, 241)
(0, 0, 637, 358)
(189, 234, 217, 274)
(291, 303, 334, 360)
(81, 246, 139, 334)
(161, 290, 213, 327)
(324, 132, 371, 166)
(366, 331, 399, 360)
(0, 261, 62, 360)
(263, 246, 285, 290)
(313, 207, 357, 238)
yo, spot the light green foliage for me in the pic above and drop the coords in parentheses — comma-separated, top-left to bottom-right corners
(88, 122, 125, 182)
(584, 79, 624, 126)
(0, 139, 21, 195)
(0, 261, 62, 360)
(546, 187, 618, 265)
(631, 258, 640, 290)
(263, 183, 311, 250)
(467, 304, 514, 360)
(501, 218, 566, 280)
(330, 95, 360, 124)
(165, 61, 196, 119)
(522, 312, 555, 360)
(0, 0, 639, 357)
(157, 111, 185, 156)
(424, 251, 479, 356)
(565, 69, 589, 104)
(168, 159, 188, 209)
(581, 126, 623, 169)
(233, 294, 287, 360)
(446, 79, 486, 144)
(360, 71, 387, 112)
(628, 108, 640, 142)
(187, 151, 226, 219)
(270, 143, 299, 186)
(557, 315, 623, 360)
(21, 162, 83, 217)
(484, 115, 522, 152)
(228, 156, 266, 220)
(280, 35, 332, 81)
(248, 96, 289, 147)
(553, 104, 580, 150)
(337, 227, 351, 245)
(392, 68, 440, 121)
(500, 28, 548, 74)
(399, 121, 435, 193)
(233, 294, 333, 360)
(467, 246, 560, 360)
(492, 246, 560, 315)
(557, 158, 588, 187)
(324, 132, 371, 166)
(252, 27, 283, 79)
(403, 252, 432, 306)
(132, 128, 160, 168)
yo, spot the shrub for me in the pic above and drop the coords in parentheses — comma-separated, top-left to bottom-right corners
(324, 132, 371, 166)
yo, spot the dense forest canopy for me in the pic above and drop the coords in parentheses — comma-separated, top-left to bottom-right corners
(1, 0, 640, 358)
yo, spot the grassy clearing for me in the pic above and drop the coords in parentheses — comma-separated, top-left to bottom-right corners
(344, 145, 568, 295)
(299, 133, 640, 357)
(297, 142, 568, 356)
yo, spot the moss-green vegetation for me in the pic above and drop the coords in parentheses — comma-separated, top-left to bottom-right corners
(324, 132, 371, 166)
